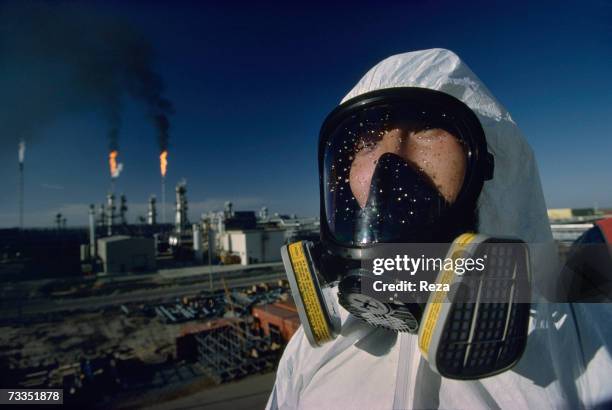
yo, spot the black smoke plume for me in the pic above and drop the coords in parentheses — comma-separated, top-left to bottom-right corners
(0, 1, 173, 156)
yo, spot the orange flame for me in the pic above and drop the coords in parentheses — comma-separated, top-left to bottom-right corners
(160, 150, 168, 177)
(109, 150, 119, 178)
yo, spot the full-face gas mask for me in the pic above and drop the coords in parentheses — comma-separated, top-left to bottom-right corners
(282, 88, 531, 379)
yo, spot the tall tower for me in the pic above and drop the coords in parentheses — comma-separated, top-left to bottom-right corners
(148, 196, 157, 225)
(175, 181, 188, 236)
(119, 194, 128, 225)
(18, 139, 25, 229)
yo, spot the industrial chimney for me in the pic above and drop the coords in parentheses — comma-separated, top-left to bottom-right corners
(98, 204, 106, 227)
(18, 139, 25, 229)
(224, 201, 234, 218)
(119, 194, 128, 225)
(148, 196, 157, 225)
(175, 181, 188, 236)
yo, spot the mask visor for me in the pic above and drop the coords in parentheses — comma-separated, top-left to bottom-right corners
(322, 103, 472, 247)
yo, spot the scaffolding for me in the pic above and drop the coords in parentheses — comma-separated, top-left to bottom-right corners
(194, 318, 277, 384)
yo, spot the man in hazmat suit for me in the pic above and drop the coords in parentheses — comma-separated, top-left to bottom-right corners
(266, 49, 612, 409)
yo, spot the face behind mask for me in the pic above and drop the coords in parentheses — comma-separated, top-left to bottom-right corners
(281, 87, 531, 379)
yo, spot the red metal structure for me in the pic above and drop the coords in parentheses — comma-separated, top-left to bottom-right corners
(252, 299, 301, 343)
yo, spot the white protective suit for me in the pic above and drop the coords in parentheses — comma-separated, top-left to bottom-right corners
(266, 49, 612, 410)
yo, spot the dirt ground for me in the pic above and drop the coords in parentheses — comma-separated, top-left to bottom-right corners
(1, 308, 183, 372)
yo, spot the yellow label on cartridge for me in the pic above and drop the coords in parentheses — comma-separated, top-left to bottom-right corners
(288, 242, 332, 344)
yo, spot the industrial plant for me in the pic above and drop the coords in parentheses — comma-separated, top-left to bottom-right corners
(0, 137, 319, 407)
(2, 130, 610, 408)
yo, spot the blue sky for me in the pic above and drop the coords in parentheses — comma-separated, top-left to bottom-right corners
(1, 0, 611, 227)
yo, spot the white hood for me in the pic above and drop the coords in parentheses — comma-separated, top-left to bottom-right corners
(342, 48, 557, 295)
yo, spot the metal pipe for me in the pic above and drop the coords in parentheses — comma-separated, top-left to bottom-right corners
(18, 139, 25, 229)
(18, 162, 24, 229)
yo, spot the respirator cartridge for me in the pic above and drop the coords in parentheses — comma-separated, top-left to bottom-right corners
(281, 241, 342, 346)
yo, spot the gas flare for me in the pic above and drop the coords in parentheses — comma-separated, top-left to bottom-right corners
(109, 150, 123, 178)
(160, 150, 168, 177)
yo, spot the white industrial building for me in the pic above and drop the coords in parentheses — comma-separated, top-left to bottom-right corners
(202, 202, 319, 266)
(97, 236, 156, 274)
(218, 228, 286, 265)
